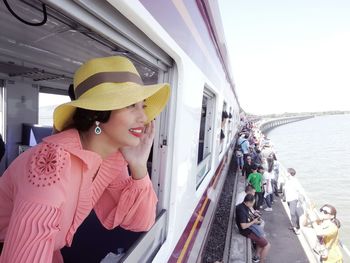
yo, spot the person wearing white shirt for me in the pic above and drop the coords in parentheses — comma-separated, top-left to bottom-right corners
(272, 159, 280, 196)
(284, 168, 302, 234)
(263, 169, 274, 212)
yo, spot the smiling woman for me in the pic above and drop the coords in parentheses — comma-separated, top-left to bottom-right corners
(0, 56, 170, 262)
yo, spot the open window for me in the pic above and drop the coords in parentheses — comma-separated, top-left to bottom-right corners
(196, 88, 215, 187)
(220, 102, 229, 153)
(38, 92, 70, 126)
(0, 0, 174, 262)
(0, 82, 5, 171)
(0, 82, 4, 138)
(227, 106, 233, 145)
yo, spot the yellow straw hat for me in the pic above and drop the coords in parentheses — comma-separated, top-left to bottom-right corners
(53, 56, 170, 131)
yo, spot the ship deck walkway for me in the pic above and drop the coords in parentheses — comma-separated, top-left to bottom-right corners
(224, 173, 310, 263)
(264, 196, 308, 263)
(201, 166, 314, 263)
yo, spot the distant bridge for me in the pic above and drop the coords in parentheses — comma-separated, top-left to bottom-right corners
(258, 115, 314, 133)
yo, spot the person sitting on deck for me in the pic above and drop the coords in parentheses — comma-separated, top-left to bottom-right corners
(236, 185, 264, 231)
(236, 194, 271, 263)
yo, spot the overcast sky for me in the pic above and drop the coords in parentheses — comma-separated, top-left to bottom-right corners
(219, 0, 350, 115)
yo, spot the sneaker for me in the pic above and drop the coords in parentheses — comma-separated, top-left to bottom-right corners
(294, 228, 300, 235)
(252, 256, 260, 262)
(264, 207, 273, 212)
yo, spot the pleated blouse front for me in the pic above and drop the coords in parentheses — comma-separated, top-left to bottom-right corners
(0, 129, 158, 263)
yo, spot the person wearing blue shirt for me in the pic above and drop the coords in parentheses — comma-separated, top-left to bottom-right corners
(240, 133, 250, 162)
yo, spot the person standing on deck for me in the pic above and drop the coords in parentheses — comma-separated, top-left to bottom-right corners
(235, 133, 245, 171)
(272, 157, 280, 196)
(251, 148, 262, 166)
(247, 165, 263, 210)
(261, 143, 275, 170)
(242, 156, 254, 178)
(241, 133, 250, 163)
(285, 168, 302, 235)
(263, 161, 274, 212)
(310, 204, 343, 263)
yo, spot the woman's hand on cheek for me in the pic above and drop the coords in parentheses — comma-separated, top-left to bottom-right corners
(120, 120, 155, 179)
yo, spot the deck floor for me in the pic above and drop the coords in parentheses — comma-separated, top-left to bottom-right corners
(263, 196, 309, 263)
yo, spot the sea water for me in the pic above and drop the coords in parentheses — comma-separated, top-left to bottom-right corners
(268, 114, 350, 260)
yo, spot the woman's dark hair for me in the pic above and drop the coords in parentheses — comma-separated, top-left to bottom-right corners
(251, 164, 258, 171)
(322, 204, 341, 228)
(71, 108, 111, 131)
(222, 111, 229, 121)
(244, 193, 255, 203)
(220, 129, 225, 140)
(68, 84, 76, 100)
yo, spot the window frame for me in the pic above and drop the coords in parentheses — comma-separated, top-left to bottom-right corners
(219, 101, 228, 153)
(196, 87, 216, 188)
(40, 1, 175, 261)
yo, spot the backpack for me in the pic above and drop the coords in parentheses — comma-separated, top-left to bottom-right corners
(235, 139, 247, 153)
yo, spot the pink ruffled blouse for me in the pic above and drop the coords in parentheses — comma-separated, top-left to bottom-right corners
(0, 129, 157, 263)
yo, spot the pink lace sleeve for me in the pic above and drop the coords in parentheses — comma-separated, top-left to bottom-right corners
(0, 199, 61, 263)
(0, 141, 69, 263)
(94, 166, 158, 232)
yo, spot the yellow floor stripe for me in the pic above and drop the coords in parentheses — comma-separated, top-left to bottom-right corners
(176, 196, 209, 263)
(176, 156, 227, 262)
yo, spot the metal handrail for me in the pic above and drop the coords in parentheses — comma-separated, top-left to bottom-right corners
(277, 163, 350, 259)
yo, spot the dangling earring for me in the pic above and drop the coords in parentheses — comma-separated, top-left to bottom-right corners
(94, 121, 102, 135)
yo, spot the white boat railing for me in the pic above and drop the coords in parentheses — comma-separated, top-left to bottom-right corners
(277, 162, 350, 261)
